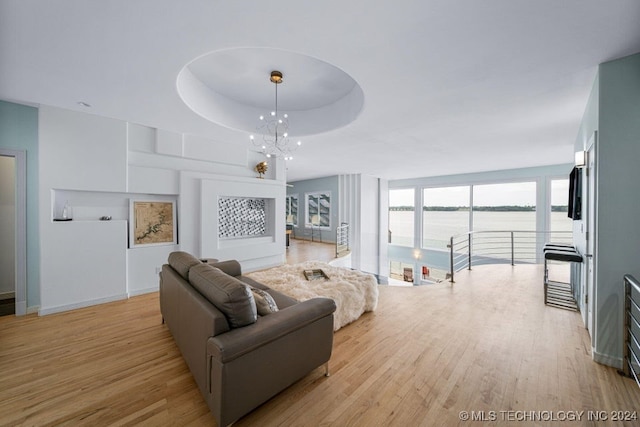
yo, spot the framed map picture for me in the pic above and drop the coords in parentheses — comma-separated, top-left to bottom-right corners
(129, 200, 177, 247)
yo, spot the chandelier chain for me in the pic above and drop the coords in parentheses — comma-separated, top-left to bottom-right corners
(249, 70, 301, 160)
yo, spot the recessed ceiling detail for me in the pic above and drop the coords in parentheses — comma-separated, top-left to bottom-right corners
(176, 47, 364, 136)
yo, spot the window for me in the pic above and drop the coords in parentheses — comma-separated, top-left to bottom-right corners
(550, 179, 572, 239)
(472, 182, 536, 231)
(305, 191, 331, 229)
(389, 188, 414, 246)
(285, 194, 298, 226)
(422, 186, 470, 249)
(472, 181, 536, 261)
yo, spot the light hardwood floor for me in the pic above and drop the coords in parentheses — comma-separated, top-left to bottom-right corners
(286, 237, 337, 265)
(1, 263, 639, 426)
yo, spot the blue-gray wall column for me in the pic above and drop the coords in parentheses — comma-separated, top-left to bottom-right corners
(0, 101, 39, 310)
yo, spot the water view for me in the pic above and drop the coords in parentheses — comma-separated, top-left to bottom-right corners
(390, 210, 572, 249)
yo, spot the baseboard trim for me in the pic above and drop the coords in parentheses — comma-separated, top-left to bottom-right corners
(0, 291, 16, 300)
(26, 304, 39, 315)
(593, 348, 623, 369)
(39, 294, 128, 316)
(243, 255, 288, 273)
(13, 300, 27, 316)
(329, 254, 352, 268)
(128, 286, 158, 297)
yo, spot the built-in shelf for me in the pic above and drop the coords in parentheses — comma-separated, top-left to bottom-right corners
(51, 188, 177, 223)
(52, 219, 128, 224)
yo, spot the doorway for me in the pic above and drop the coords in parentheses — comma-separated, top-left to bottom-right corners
(0, 149, 27, 316)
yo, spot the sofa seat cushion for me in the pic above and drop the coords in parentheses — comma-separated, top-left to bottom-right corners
(168, 251, 202, 280)
(189, 263, 258, 328)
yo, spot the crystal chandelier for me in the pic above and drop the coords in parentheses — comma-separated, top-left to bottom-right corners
(249, 70, 301, 160)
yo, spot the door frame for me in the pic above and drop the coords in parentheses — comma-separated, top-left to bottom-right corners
(0, 148, 27, 315)
(584, 131, 597, 343)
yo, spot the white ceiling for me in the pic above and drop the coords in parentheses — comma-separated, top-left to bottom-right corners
(1, 0, 639, 182)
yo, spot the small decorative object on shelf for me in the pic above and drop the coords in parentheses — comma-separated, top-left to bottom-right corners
(53, 200, 74, 221)
(63, 201, 72, 219)
(254, 161, 268, 179)
(99, 216, 112, 221)
(303, 269, 329, 281)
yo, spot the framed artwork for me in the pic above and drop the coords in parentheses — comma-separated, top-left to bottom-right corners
(129, 200, 177, 247)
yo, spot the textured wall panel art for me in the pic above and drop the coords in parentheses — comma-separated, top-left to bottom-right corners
(218, 197, 266, 238)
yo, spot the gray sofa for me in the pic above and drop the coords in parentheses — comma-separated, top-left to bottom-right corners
(159, 251, 336, 426)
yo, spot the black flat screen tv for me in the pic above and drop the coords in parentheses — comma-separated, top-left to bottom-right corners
(568, 167, 582, 220)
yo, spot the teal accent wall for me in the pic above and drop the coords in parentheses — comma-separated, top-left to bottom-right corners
(590, 53, 640, 366)
(287, 176, 339, 243)
(573, 74, 599, 256)
(0, 100, 39, 308)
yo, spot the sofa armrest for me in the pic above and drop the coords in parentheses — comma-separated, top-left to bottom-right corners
(207, 297, 336, 363)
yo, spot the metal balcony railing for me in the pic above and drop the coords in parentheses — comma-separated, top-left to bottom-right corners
(447, 230, 573, 282)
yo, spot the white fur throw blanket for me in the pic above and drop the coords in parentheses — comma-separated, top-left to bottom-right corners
(247, 261, 379, 331)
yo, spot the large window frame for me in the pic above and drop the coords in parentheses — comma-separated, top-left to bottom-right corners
(305, 191, 331, 229)
(422, 185, 470, 250)
(388, 169, 574, 284)
(550, 178, 572, 233)
(472, 181, 537, 232)
(391, 180, 545, 250)
(388, 188, 415, 247)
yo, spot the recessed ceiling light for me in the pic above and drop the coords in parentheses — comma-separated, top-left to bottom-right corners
(77, 101, 91, 107)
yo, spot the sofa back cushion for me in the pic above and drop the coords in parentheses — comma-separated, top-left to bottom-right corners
(208, 260, 242, 277)
(189, 263, 257, 328)
(168, 251, 202, 280)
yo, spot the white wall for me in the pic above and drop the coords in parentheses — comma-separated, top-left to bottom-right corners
(38, 105, 286, 314)
(359, 175, 381, 275)
(39, 106, 128, 192)
(338, 174, 384, 277)
(338, 174, 359, 268)
(378, 179, 389, 278)
(198, 174, 286, 271)
(0, 156, 15, 297)
(38, 106, 129, 314)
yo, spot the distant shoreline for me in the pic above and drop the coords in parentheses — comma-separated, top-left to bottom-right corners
(390, 205, 568, 212)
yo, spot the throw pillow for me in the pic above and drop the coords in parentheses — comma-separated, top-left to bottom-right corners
(250, 287, 279, 315)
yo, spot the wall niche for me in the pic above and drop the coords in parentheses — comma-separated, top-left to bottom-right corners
(218, 197, 267, 238)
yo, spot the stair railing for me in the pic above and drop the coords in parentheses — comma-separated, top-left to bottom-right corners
(621, 274, 640, 388)
(336, 223, 350, 257)
(447, 230, 572, 283)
